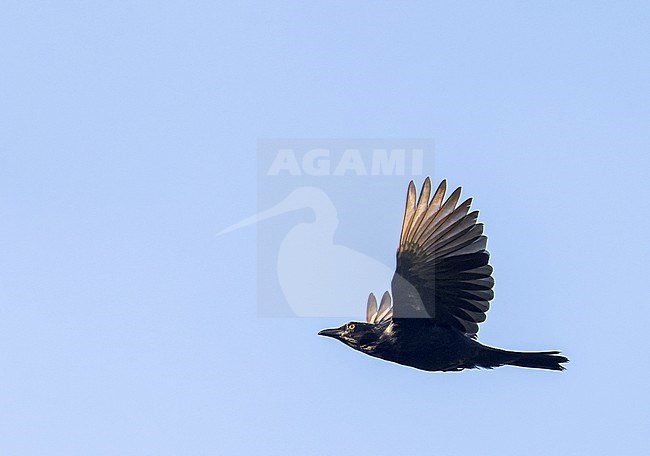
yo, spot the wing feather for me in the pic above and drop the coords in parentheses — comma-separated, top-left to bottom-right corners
(366, 293, 378, 323)
(366, 291, 393, 324)
(391, 179, 494, 337)
(376, 292, 392, 322)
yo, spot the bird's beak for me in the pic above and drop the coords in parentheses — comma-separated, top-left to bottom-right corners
(318, 328, 341, 339)
(216, 193, 301, 236)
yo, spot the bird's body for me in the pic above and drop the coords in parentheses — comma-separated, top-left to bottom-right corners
(322, 319, 566, 371)
(319, 178, 568, 372)
(368, 321, 485, 372)
(328, 320, 476, 371)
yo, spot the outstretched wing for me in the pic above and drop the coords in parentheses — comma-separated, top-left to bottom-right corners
(391, 178, 494, 336)
(366, 291, 393, 324)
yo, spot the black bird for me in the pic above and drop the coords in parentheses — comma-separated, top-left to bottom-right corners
(319, 178, 568, 372)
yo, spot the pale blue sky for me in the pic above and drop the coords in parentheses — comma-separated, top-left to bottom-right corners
(1, 2, 649, 455)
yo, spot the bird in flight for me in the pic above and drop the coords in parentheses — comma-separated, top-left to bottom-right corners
(319, 178, 568, 372)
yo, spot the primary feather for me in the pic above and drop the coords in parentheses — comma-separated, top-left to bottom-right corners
(392, 177, 494, 337)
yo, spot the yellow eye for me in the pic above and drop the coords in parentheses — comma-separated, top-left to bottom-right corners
(347, 323, 356, 331)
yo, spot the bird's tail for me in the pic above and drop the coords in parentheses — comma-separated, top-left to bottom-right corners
(480, 348, 569, 371)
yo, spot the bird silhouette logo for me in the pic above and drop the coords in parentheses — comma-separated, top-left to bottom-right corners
(218, 186, 393, 317)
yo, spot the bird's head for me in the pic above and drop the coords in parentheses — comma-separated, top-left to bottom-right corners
(318, 322, 378, 350)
